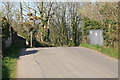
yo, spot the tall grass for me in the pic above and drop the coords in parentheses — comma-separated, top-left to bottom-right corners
(2, 45, 23, 78)
(80, 43, 118, 59)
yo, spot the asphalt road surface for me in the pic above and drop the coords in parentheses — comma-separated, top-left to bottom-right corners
(17, 47, 118, 78)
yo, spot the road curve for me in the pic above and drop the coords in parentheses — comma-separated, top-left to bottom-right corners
(17, 47, 118, 78)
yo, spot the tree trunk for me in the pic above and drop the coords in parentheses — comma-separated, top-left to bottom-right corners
(30, 31, 32, 48)
(40, 2, 44, 42)
(46, 19, 50, 41)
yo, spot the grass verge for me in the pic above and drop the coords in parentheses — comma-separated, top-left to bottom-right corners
(2, 45, 23, 78)
(80, 43, 118, 59)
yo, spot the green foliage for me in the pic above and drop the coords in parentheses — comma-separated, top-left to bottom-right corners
(49, 8, 81, 47)
(80, 43, 118, 59)
(33, 40, 55, 47)
(102, 20, 118, 48)
(81, 17, 101, 43)
(2, 17, 10, 41)
(1, 17, 10, 52)
(2, 45, 23, 78)
(21, 32, 30, 42)
(70, 11, 81, 46)
(82, 17, 101, 35)
(0, 12, 2, 16)
(81, 17, 118, 48)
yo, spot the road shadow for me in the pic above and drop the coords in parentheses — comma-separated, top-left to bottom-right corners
(19, 48, 39, 57)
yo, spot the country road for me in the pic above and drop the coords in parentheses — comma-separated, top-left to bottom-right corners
(17, 47, 118, 78)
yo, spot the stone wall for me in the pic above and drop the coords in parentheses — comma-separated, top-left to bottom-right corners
(5, 32, 12, 47)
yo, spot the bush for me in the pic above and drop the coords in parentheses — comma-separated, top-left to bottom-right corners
(1, 17, 10, 53)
